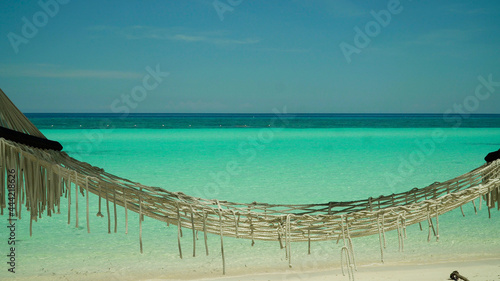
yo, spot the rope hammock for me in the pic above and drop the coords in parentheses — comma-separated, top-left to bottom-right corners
(1, 89, 499, 278)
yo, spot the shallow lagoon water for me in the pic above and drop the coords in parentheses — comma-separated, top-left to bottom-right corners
(2, 119, 500, 280)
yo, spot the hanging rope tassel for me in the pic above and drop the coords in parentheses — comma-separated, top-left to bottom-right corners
(286, 214, 292, 268)
(75, 172, 79, 229)
(427, 205, 437, 241)
(139, 188, 143, 254)
(67, 174, 71, 225)
(397, 213, 405, 252)
(113, 188, 117, 233)
(231, 210, 239, 238)
(340, 247, 354, 281)
(215, 200, 226, 275)
(203, 210, 209, 256)
(376, 213, 384, 263)
(345, 217, 357, 272)
(307, 227, 311, 255)
(85, 176, 90, 233)
(340, 214, 355, 281)
(487, 187, 492, 219)
(56, 165, 61, 215)
(123, 187, 128, 234)
(277, 221, 284, 249)
(190, 207, 196, 257)
(96, 182, 104, 217)
(382, 213, 387, 249)
(177, 204, 183, 259)
(435, 206, 440, 242)
(427, 208, 432, 242)
(106, 188, 111, 234)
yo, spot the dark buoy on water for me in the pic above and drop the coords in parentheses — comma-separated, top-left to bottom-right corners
(485, 148, 500, 163)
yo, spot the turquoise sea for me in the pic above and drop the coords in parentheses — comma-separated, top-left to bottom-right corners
(2, 114, 500, 280)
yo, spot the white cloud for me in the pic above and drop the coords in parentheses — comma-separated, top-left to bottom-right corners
(171, 34, 206, 42)
(87, 25, 261, 45)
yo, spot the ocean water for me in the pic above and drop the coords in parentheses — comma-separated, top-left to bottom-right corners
(2, 114, 500, 280)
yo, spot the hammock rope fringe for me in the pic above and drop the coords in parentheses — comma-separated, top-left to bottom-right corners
(1, 89, 499, 277)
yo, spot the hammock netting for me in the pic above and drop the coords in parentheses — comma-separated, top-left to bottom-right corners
(1, 89, 499, 277)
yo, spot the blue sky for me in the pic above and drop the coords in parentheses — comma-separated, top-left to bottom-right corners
(1, 0, 499, 113)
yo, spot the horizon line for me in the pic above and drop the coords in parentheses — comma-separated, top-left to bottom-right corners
(24, 112, 500, 115)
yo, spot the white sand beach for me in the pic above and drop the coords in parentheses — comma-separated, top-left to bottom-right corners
(5, 258, 499, 281)
(164, 258, 500, 281)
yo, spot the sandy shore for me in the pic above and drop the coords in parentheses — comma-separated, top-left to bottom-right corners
(156, 258, 500, 281)
(3, 258, 499, 280)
